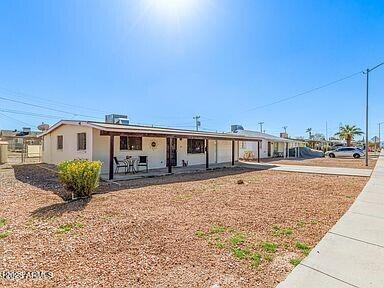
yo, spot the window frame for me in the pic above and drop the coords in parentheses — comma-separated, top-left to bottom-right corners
(187, 139, 205, 154)
(57, 135, 63, 150)
(77, 132, 87, 151)
(120, 136, 142, 151)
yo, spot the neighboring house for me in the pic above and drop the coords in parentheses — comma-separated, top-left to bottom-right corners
(0, 128, 41, 151)
(40, 120, 263, 179)
(232, 129, 304, 159)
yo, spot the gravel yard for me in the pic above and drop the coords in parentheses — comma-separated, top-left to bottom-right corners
(0, 164, 367, 287)
(260, 154, 378, 169)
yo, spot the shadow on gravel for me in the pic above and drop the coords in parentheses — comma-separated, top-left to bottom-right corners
(31, 198, 90, 218)
(13, 163, 65, 194)
(12, 163, 273, 198)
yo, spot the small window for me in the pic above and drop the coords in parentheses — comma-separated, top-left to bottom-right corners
(120, 136, 142, 150)
(57, 135, 63, 150)
(77, 133, 86, 150)
(241, 141, 247, 149)
(187, 139, 205, 154)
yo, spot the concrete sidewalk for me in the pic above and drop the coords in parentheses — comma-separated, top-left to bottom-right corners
(241, 161, 372, 177)
(277, 153, 384, 288)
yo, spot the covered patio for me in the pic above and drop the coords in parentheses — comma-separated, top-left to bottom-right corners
(100, 161, 249, 181)
(90, 122, 263, 180)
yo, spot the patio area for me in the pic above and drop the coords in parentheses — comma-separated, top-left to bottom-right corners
(101, 162, 244, 181)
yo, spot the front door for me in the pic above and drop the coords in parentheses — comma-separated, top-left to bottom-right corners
(166, 138, 177, 166)
(267, 142, 272, 157)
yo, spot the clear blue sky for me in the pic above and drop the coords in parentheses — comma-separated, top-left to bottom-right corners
(0, 0, 383, 139)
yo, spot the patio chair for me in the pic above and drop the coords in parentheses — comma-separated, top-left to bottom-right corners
(113, 157, 128, 174)
(137, 156, 148, 172)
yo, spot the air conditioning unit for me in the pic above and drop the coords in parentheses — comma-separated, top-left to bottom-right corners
(105, 114, 129, 125)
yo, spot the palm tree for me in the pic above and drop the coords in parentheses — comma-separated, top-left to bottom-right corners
(335, 125, 363, 147)
(305, 128, 312, 139)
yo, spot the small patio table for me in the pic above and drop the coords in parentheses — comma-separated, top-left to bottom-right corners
(125, 157, 138, 174)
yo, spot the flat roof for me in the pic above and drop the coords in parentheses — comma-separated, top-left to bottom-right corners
(41, 120, 262, 142)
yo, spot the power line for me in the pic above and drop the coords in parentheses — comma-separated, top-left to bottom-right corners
(0, 86, 108, 114)
(243, 70, 363, 112)
(0, 108, 63, 119)
(0, 112, 36, 128)
(0, 95, 102, 120)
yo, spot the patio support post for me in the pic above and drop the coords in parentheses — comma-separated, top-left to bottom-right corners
(231, 140, 235, 166)
(205, 139, 209, 169)
(257, 141, 260, 163)
(166, 137, 172, 173)
(109, 134, 114, 180)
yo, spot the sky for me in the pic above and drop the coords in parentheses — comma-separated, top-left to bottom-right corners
(0, 0, 383, 139)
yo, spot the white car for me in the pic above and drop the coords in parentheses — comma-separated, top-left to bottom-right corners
(325, 147, 365, 159)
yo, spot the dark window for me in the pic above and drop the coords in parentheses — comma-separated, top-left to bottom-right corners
(120, 136, 142, 150)
(77, 133, 86, 150)
(187, 139, 205, 154)
(57, 135, 63, 150)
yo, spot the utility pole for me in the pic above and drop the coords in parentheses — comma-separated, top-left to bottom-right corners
(258, 122, 264, 133)
(193, 115, 201, 131)
(325, 121, 328, 141)
(363, 62, 384, 166)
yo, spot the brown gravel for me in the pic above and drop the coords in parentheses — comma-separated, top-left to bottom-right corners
(0, 164, 367, 287)
(260, 154, 378, 169)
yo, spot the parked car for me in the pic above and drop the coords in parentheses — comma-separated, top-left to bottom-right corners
(325, 147, 365, 159)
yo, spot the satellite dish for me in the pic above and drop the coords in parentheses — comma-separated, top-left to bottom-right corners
(38, 123, 50, 131)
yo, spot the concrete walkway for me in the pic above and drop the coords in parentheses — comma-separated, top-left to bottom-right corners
(277, 152, 384, 288)
(241, 161, 372, 177)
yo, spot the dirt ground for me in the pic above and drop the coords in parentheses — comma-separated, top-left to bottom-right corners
(0, 164, 367, 287)
(260, 154, 378, 169)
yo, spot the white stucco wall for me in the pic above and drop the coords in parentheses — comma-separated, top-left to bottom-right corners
(42, 124, 241, 173)
(42, 124, 93, 164)
(176, 139, 238, 166)
(239, 139, 300, 159)
(92, 129, 167, 173)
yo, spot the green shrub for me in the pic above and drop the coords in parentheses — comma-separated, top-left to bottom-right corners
(58, 160, 102, 199)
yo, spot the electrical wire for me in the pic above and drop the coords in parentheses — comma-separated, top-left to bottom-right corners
(0, 108, 63, 119)
(0, 86, 108, 114)
(244, 70, 363, 112)
(0, 112, 36, 128)
(0, 95, 103, 120)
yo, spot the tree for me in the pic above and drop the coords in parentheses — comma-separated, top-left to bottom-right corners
(313, 133, 325, 140)
(335, 125, 363, 147)
(305, 128, 313, 139)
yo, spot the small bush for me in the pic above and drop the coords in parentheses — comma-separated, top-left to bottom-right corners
(229, 233, 245, 246)
(232, 247, 250, 260)
(0, 217, 6, 228)
(0, 231, 11, 239)
(57, 224, 73, 234)
(58, 160, 102, 199)
(295, 241, 311, 255)
(290, 258, 302, 267)
(261, 241, 278, 253)
(195, 230, 206, 238)
(250, 252, 262, 268)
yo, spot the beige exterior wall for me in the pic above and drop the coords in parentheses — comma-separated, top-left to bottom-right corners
(42, 124, 93, 164)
